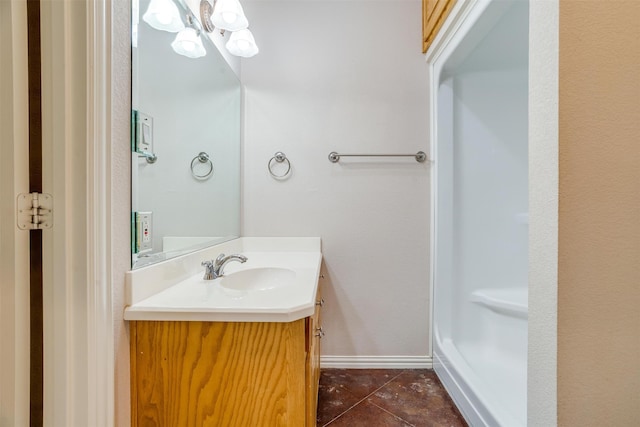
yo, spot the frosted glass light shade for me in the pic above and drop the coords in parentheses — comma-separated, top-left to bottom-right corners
(143, 0, 185, 32)
(226, 29, 259, 57)
(171, 27, 207, 58)
(211, 0, 249, 31)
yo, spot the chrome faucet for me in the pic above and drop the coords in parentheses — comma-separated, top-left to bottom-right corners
(201, 253, 247, 280)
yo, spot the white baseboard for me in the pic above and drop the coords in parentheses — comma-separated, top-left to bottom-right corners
(320, 355, 433, 369)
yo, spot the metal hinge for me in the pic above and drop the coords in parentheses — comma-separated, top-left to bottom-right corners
(17, 192, 53, 230)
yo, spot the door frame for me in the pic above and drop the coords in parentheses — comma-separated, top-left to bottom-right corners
(86, 1, 116, 424)
(39, 0, 116, 425)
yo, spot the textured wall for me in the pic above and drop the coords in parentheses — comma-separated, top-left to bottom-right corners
(112, 0, 133, 424)
(558, 1, 640, 424)
(528, 1, 559, 426)
(241, 0, 430, 360)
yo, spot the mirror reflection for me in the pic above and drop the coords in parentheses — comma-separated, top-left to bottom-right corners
(131, 0, 241, 269)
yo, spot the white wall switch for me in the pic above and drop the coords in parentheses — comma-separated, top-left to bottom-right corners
(133, 111, 153, 154)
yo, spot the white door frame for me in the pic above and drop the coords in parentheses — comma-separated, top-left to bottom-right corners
(526, 2, 559, 425)
(39, 0, 115, 425)
(85, 1, 116, 425)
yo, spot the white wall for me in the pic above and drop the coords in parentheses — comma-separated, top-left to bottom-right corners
(242, 0, 430, 361)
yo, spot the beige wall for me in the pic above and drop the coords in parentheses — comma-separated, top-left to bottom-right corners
(558, 1, 640, 425)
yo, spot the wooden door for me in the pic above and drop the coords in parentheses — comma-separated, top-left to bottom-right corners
(0, 1, 31, 425)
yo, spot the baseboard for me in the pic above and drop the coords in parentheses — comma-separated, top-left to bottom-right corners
(320, 355, 433, 369)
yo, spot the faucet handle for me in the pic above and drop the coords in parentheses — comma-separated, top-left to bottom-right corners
(214, 253, 226, 266)
(202, 260, 215, 280)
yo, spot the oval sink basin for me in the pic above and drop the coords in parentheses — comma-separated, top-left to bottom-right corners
(220, 267, 296, 291)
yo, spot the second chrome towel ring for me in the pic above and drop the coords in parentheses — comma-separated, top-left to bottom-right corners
(268, 152, 291, 178)
(191, 152, 214, 180)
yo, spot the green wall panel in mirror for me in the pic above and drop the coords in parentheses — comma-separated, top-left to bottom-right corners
(131, 0, 241, 269)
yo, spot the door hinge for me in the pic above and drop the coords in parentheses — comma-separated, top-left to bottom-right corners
(17, 192, 53, 230)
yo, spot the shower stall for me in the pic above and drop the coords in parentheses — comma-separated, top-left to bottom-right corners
(429, 1, 529, 426)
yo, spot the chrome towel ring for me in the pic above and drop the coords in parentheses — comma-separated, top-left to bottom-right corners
(191, 152, 214, 180)
(268, 152, 291, 178)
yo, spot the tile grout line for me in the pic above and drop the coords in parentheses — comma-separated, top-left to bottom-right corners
(368, 401, 417, 427)
(322, 370, 408, 427)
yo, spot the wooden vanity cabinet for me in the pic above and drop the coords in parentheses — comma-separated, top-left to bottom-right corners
(130, 285, 323, 427)
(423, 0, 457, 53)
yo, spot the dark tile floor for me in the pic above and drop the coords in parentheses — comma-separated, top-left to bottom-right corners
(317, 369, 467, 427)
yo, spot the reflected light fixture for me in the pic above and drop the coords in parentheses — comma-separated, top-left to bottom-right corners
(210, 0, 249, 32)
(226, 29, 259, 58)
(143, 0, 185, 32)
(200, 0, 258, 57)
(171, 14, 207, 58)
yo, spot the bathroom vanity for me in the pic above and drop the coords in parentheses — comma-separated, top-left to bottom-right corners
(125, 238, 324, 426)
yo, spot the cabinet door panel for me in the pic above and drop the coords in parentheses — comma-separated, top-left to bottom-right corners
(423, 0, 457, 53)
(305, 282, 323, 426)
(131, 320, 306, 427)
(424, 0, 437, 21)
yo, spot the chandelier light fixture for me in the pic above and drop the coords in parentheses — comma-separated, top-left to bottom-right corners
(142, 0, 259, 59)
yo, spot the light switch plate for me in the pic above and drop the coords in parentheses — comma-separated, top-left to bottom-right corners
(133, 111, 153, 154)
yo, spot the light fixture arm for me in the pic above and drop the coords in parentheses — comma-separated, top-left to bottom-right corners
(185, 13, 202, 36)
(200, 0, 224, 34)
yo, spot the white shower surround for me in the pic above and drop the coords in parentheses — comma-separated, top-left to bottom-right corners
(427, 0, 530, 425)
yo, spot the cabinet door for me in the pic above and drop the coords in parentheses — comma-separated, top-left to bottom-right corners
(423, 0, 457, 53)
(314, 282, 323, 391)
(305, 283, 323, 426)
(131, 320, 306, 427)
(424, 0, 437, 22)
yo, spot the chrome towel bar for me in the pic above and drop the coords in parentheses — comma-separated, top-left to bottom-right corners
(328, 151, 428, 163)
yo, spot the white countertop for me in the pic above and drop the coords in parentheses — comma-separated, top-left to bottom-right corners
(124, 237, 322, 322)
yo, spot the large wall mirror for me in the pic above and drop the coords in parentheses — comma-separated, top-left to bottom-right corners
(131, 0, 241, 269)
